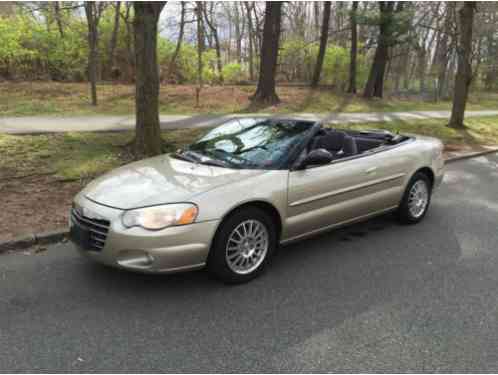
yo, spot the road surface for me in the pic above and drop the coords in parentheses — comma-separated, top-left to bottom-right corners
(1, 155, 498, 371)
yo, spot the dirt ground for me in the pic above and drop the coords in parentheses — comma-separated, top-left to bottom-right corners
(0, 175, 82, 242)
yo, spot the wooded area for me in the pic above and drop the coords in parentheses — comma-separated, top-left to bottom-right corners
(0, 1, 497, 155)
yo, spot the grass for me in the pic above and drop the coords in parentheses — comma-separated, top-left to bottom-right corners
(1, 81, 497, 117)
(0, 128, 206, 181)
(331, 115, 498, 148)
(1, 116, 497, 183)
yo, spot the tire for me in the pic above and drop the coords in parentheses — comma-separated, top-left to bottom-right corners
(397, 172, 432, 224)
(207, 207, 277, 284)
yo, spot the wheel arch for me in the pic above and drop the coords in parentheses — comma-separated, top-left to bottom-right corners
(211, 200, 283, 247)
(413, 166, 435, 189)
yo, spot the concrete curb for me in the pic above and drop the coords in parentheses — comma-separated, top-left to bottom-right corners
(0, 229, 68, 254)
(444, 147, 498, 164)
(1, 148, 498, 254)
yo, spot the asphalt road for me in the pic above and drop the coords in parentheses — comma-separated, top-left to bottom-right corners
(1, 155, 498, 372)
(1, 110, 498, 134)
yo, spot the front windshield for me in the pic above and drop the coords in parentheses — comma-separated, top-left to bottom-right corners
(179, 118, 314, 169)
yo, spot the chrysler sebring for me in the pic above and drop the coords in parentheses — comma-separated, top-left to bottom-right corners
(70, 118, 444, 283)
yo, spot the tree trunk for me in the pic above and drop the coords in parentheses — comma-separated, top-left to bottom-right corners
(54, 2, 64, 38)
(244, 2, 255, 82)
(251, 1, 282, 105)
(234, 4, 242, 64)
(168, 2, 185, 81)
(109, 1, 121, 76)
(363, 40, 389, 98)
(203, 3, 223, 83)
(418, 49, 427, 93)
(484, 11, 497, 91)
(434, 3, 454, 100)
(121, 3, 135, 81)
(347, 1, 358, 93)
(363, 2, 396, 99)
(133, 2, 166, 157)
(313, 2, 320, 40)
(311, 1, 331, 88)
(364, 2, 403, 99)
(84, 2, 100, 106)
(195, 2, 204, 107)
(448, 2, 476, 129)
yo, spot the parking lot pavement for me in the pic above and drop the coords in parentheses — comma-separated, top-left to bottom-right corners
(1, 154, 498, 372)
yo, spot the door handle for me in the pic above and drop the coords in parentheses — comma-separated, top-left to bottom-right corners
(365, 167, 378, 174)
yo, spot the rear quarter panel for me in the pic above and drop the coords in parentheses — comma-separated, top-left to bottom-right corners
(398, 135, 445, 190)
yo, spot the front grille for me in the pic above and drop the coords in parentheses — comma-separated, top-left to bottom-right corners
(71, 208, 110, 251)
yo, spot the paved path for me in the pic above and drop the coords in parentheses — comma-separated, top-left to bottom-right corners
(1, 110, 498, 134)
(1, 155, 498, 372)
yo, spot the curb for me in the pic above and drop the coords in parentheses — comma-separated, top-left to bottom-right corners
(444, 147, 498, 164)
(1, 148, 497, 254)
(0, 229, 68, 254)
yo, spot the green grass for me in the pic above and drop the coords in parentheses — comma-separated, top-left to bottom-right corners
(331, 115, 498, 147)
(1, 82, 497, 117)
(0, 128, 206, 181)
(1, 115, 498, 183)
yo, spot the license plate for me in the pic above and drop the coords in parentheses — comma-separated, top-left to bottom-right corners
(69, 222, 91, 249)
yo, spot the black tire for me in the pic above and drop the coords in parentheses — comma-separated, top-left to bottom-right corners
(207, 207, 277, 284)
(397, 172, 432, 224)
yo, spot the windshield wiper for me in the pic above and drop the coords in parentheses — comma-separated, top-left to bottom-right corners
(173, 151, 199, 163)
(198, 158, 231, 168)
(176, 149, 232, 168)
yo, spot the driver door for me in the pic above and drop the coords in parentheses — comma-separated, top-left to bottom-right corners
(284, 151, 405, 241)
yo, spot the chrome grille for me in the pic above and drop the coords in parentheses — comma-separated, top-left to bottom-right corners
(71, 208, 110, 251)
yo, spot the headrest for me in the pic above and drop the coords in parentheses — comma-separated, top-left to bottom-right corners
(315, 131, 346, 151)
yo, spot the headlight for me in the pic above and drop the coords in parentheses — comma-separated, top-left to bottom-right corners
(121, 203, 198, 230)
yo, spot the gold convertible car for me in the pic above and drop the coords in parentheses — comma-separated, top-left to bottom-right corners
(70, 118, 445, 283)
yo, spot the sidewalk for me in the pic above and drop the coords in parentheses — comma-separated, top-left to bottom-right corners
(1, 110, 498, 134)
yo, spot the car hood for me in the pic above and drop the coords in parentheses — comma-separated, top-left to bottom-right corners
(83, 154, 266, 210)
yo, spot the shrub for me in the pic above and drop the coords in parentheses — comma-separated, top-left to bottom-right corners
(222, 63, 243, 84)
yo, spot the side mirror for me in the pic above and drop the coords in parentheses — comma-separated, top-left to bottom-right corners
(297, 149, 333, 169)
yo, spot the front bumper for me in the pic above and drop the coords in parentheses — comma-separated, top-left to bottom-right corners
(71, 196, 219, 273)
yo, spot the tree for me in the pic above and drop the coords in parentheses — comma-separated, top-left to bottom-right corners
(168, 1, 185, 80)
(363, 2, 399, 98)
(362, 2, 411, 99)
(311, 1, 331, 88)
(84, 2, 105, 106)
(433, 3, 455, 100)
(108, 1, 121, 77)
(203, 3, 223, 83)
(244, 2, 256, 81)
(53, 2, 64, 38)
(133, 2, 166, 157)
(251, 1, 282, 105)
(449, 2, 477, 129)
(347, 1, 359, 93)
(120, 2, 135, 81)
(195, 2, 204, 106)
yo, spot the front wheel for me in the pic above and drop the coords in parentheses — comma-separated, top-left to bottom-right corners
(207, 207, 277, 284)
(397, 172, 432, 224)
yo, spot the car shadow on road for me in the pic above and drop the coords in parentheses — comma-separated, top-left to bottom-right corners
(78, 208, 460, 322)
(79, 213, 398, 287)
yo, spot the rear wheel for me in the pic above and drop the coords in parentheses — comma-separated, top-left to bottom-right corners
(397, 172, 432, 224)
(207, 207, 276, 284)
